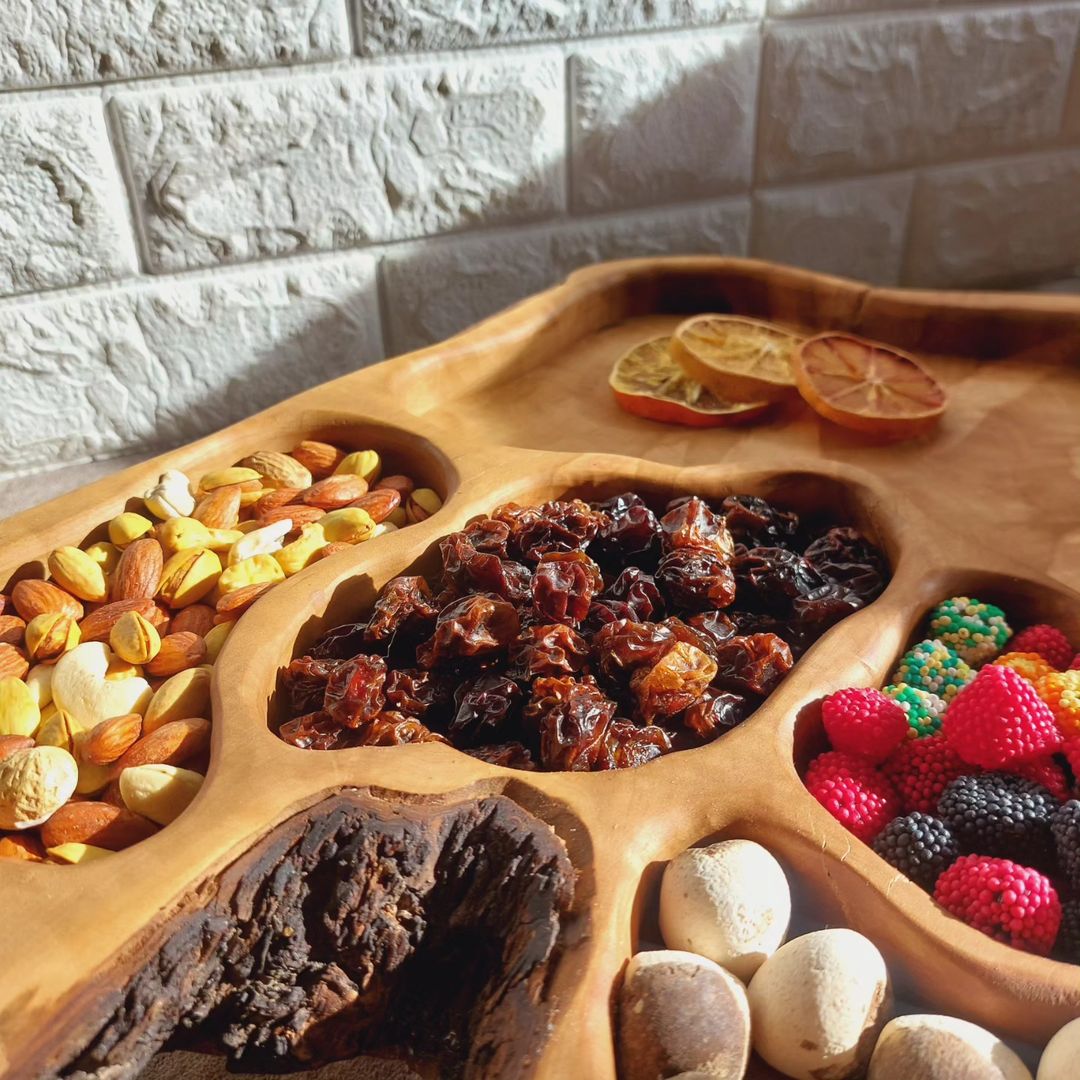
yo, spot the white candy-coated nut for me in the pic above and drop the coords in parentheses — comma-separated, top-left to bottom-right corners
(870, 1015, 1031, 1080)
(143, 470, 195, 520)
(1039, 1016, 1080, 1079)
(120, 763, 203, 825)
(0, 746, 78, 829)
(0, 676, 41, 737)
(227, 519, 291, 566)
(51, 642, 152, 729)
(25, 665, 53, 709)
(660, 839, 791, 981)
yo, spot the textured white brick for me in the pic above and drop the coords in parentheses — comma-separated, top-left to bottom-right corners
(759, 6, 1080, 182)
(0, 97, 136, 298)
(359, 0, 763, 54)
(380, 199, 750, 354)
(0, 0, 349, 89)
(571, 28, 759, 213)
(111, 56, 565, 273)
(767, 0, 980, 15)
(752, 173, 914, 285)
(0, 253, 381, 478)
(904, 151, 1080, 288)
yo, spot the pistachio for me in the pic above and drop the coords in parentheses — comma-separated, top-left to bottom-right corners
(119, 763, 204, 825)
(34, 708, 80, 754)
(198, 467, 261, 493)
(154, 516, 213, 555)
(0, 745, 78, 829)
(217, 554, 285, 594)
(84, 541, 122, 576)
(320, 507, 376, 545)
(405, 488, 443, 524)
(143, 469, 195, 520)
(144, 666, 212, 734)
(108, 511, 154, 547)
(334, 449, 382, 484)
(157, 548, 222, 608)
(0, 676, 40, 737)
(274, 523, 329, 576)
(24, 665, 53, 709)
(48, 546, 107, 602)
(204, 527, 245, 552)
(109, 611, 161, 665)
(203, 622, 233, 663)
(25, 612, 81, 663)
(47, 841, 113, 864)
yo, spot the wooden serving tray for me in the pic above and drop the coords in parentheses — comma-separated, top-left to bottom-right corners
(2, 258, 1080, 1080)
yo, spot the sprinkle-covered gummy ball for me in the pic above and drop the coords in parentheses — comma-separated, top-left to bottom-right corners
(927, 596, 1011, 665)
(882, 683, 947, 739)
(892, 639, 974, 700)
(872, 812, 959, 890)
(1009, 624, 1072, 671)
(882, 734, 969, 814)
(993, 651, 1056, 684)
(804, 751, 900, 842)
(1035, 669, 1080, 738)
(821, 687, 907, 762)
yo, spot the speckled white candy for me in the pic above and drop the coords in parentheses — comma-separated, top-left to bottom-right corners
(1038, 1016, 1080, 1080)
(870, 1015, 1031, 1079)
(659, 839, 791, 980)
(748, 928, 890, 1080)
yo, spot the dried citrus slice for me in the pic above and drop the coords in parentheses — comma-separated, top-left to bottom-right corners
(610, 337, 770, 428)
(669, 315, 803, 403)
(793, 333, 947, 437)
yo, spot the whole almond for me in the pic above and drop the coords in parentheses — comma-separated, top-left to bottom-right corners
(302, 475, 368, 510)
(108, 716, 210, 778)
(291, 440, 344, 479)
(170, 604, 215, 637)
(192, 484, 242, 530)
(111, 538, 164, 601)
(349, 488, 401, 524)
(12, 580, 84, 622)
(0, 833, 46, 861)
(375, 474, 416, 498)
(79, 599, 164, 643)
(239, 451, 312, 491)
(256, 504, 324, 529)
(253, 488, 301, 517)
(40, 801, 157, 850)
(0, 645, 29, 680)
(145, 632, 207, 677)
(215, 582, 275, 618)
(82, 714, 143, 765)
(0, 615, 26, 646)
(315, 542, 355, 561)
(0, 735, 35, 761)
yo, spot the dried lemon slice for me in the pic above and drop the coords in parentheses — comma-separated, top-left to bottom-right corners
(669, 315, 803, 403)
(794, 333, 947, 437)
(610, 337, 770, 428)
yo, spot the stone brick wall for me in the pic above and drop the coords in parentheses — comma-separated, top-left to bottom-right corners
(1, 0, 1079, 481)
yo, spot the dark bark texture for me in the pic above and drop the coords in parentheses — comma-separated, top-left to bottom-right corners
(21, 791, 574, 1080)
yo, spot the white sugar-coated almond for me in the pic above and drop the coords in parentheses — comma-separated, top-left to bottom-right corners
(1038, 1016, 1080, 1080)
(659, 839, 791, 980)
(748, 928, 890, 1080)
(870, 1014, 1031, 1079)
(618, 949, 750, 1080)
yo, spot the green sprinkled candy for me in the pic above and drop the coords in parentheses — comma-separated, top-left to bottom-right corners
(891, 639, 974, 700)
(927, 596, 1011, 665)
(882, 683, 947, 738)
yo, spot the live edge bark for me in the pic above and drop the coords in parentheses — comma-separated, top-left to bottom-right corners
(14, 792, 574, 1080)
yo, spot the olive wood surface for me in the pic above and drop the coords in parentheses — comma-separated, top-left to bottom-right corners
(1, 257, 1079, 1079)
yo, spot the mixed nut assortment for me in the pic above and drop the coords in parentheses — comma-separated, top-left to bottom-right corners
(621, 837, 1068, 1079)
(0, 441, 440, 863)
(804, 597, 1080, 964)
(279, 491, 887, 768)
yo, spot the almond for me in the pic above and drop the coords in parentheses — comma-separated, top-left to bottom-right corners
(0, 615, 26, 646)
(145, 632, 206, 677)
(302, 475, 368, 510)
(215, 582, 275, 618)
(108, 716, 210, 778)
(79, 598, 163, 643)
(253, 488, 302, 517)
(239, 451, 312, 491)
(110, 537, 164, 602)
(375, 474, 416, 498)
(0, 645, 29, 680)
(0, 735, 35, 761)
(169, 604, 215, 637)
(0, 833, 46, 861)
(291, 440, 344, 479)
(315, 541, 356, 561)
(256, 504, 325, 529)
(39, 801, 158, 850)
(12, 580, 84, 622)
(349, 488, 401, 524)
(192, 484, 243, 530)
(82, 714, 143, 765)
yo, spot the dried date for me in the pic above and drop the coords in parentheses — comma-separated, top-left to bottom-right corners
(466, 742, 537, 771)
(324, 654, 387, 728)
(358, 712, 448, 746)
(734, 548, 826, 613)
(589, 492, 661, 567)
(656, 548, 736, 610)
(603, 567, 664, 622)
(309, 622, 369, 662)
(416, 594, 521, 667)
(712, 633, 793, 696)
(282, 656, 341, 714)
(683, 689, 754, 739)
(514, 499, 610, 561)
(594, 619, 675, 683)
(524, 675, 617, 771)
(365, 576, 439, 644)
(532, 551, 604, 624)
(383, 668, 450, 721)
(660, 496, 734, 559)
(595, 719, 672, 770)
(449, 674, 524, 745)
(804, 526, 887, 603)
(508, 623, 591, 680)
(630, 641, 717, 723)
(720, 494, 799, 547)
(279, 710, 362, 751)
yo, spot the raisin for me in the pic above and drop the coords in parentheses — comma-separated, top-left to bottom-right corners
(466, 742, 537, 770)
(365, 576, 439, 644)
(523, 675, 617, 771)
(661, 616, 720, 660)
(683, 689, 754, 739)
(440, 531, 532, 605)
(461, 516, 512, 557)
(583, 599, 638, 633)
(282, 656, 341, 714)
(279, 711, 359, 751)
(358, 712, 448, 746)
(449, 673, 524, 745)
(734, 547, 826, 613)
(630, 641, 717, 723)
(712, 634, 793, 695)
(323, 654, 387, 728)
(508, 623, 591, 680)
(686, 610, 737, 655)
(720, 494, 799, 547)
(656, 548, 736, 610)
(383, 667, 450, 721)
(594, 619, 675, 683)
(603, 566, 665, 622)
(791, 584, 863, 631)
(532, 551, 604, 624)
(803, 526, 887, 603)
(416, 594, 521, 668)
(590, 492, 661, 567)
(660, 496, 734, 559)
(514, 499, 610, 562)
(595, 719, 672, 770)
(308, 622, 368, 662)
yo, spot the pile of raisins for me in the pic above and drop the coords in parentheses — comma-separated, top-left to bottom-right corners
(277, 493, 888, 771)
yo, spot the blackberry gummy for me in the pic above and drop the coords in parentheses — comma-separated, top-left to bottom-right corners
(937, 772, 1057, 866)
(1052, 799, 1080, 890)
(872, 812, 959, 890)
(1058, 899, 1080, 963)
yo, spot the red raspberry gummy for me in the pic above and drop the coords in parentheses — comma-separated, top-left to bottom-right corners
(1009, 624, 1072, 671)
(822, 687, 908, 763)
(882, 734, 970, 814)
(805, 750, 900, 842)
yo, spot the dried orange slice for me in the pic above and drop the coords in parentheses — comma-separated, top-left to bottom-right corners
(793, 333, 947, 437)
(610, 337, 770, 428)
(669, 315, 803, 403)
